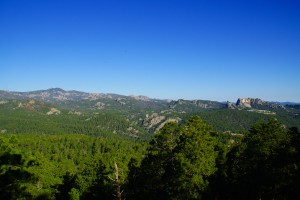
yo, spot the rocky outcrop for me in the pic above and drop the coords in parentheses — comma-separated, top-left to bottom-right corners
(17, 100, 36, 109)
(235, 98, 285, 109)
(95, 102, 105, 109)
(227, 101, 238, 109)
(236, 98, 264, 108)
(143, 113, 166, 129)
(68, 110, 82, 115)
(0, 129, 7, 133)
(130, 95, 150, 101)
(155, 118, 181, 132)
(0, 100, 8, 104)
(116, 98, 126, 105)
(171, 99, 226, 109)
(46, 108, 61, 115)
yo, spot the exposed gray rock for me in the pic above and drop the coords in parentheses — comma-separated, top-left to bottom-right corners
(0, 129, 7, 133)
(116, 97, 126, 105)
(143, 113, 166, 129)
(68, 110, 82, 115)
(236, 98, 263, 108)
(46, 108, 61, 115)
(227, 101, 238, 109)
(95, 102, 105, 109)
(130, 95, 150, 101)
(236, 98, 285, 109)
(0, 100, 8, 104)
(155, 117, 181, 132)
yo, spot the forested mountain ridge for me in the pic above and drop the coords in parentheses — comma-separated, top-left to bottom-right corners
(1, 88, 300, 135)
(1, 117, 299, 199)
(0, 99, 150, 140)
(0, 88, 161, 103)
(1, 88, 300, 199)
(1, 88, 298, 110)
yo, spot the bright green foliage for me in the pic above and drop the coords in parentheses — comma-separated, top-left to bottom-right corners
(127, 116, 218, 200)
(1, 99, 299, 139)
(69, 188, 80, 200)
(1, 108, 300, 200)
(0, 100, 150, 140)
(172, 116, 217, 199)
(0, 134, 147, 199)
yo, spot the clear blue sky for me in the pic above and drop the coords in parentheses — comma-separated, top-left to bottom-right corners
(1, 0, 299, 102)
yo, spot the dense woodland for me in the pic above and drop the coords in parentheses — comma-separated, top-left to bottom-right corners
(1, 93, 300, 199)
(1, 116, 300, 199)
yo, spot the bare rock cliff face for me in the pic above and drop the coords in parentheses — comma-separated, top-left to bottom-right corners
(235, 98, 285, 109)
(236, 98, 264, 108)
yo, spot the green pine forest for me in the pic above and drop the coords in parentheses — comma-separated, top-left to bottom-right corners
(1, 96, 300, 199)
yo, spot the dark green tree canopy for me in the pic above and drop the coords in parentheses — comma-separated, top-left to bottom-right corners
(223, 118, 300, 199)
(127, 116, 218, 200)
(0, 136, 34, 200)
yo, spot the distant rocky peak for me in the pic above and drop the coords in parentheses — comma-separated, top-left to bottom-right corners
(45, 88, 66, 93)
(236, 98, 264, 108)
(235, 98, 285, 109)
(130, 95, 150, 101)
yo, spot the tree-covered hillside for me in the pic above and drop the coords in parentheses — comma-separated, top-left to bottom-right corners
(1, 98, 300, 139)
(1, 89, 300, 199)
(0, 100, 150, 140)
(1, 117, 299, 199)
(0, 133, 146, 199)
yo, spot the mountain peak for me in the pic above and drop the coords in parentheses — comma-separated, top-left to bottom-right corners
(234, 98, 285, 109)
(236, 98, 264, 108)
(46, 88, 66, 93)
(129, 95, 150, 101)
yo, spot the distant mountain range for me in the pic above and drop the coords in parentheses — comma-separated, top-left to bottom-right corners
(1, 88, 299, 137)
(0, 88, 119, 102)
(1, 88, 298, 107)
